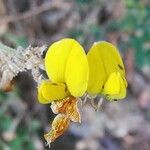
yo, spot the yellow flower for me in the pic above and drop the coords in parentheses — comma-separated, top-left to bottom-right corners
(87, 41, 127, 100)
(37, 39, 128, 145)
(38, 38, 89, 104)
(38, 39, 127, 104)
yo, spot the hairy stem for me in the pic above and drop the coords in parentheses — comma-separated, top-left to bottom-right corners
(0, 42, 16, 54)
(0, 42, 46, 88)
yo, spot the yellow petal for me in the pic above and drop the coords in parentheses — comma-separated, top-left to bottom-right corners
(38, 84, 49, 104)
(103, 72, 127, 100)
(45, 38, 79, 82)
(87, 41, 126, 95)
(116, 75, 127, 99)
(87, 43, 107, 95)
(94, 41, 125, 76)
(103, 72, 121, 95)
(122, 76, 128, 88)
(38, 80, 70, 104)
(65, 41, 89, 97)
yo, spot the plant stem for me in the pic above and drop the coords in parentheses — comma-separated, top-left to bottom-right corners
(0, 42, 16, 55)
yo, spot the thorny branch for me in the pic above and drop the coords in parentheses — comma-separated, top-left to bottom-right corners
(0, 42, 46, 90)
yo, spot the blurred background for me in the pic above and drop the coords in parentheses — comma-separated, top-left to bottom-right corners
(0, 0, 150, 150)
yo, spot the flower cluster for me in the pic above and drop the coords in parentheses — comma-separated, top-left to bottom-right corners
(38, 38, 127, 146)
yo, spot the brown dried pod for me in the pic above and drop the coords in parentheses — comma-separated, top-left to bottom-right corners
(44, 114, 70, 147)
(51, 96, 81, 122)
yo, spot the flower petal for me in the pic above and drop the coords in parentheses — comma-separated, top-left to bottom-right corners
(38, 80, 70, 104)
(45, 38, 79, 82)
(103, 72, 127, 100)
(87, 43, 107, 95)
(87, 41, 127, 96)
(103, 72, 121, 95)
(65, 41, 89, 97)
(38, 84, 49, 104)
(94, 41, 126, 76)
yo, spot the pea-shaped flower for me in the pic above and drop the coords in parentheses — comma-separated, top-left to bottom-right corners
(38, 38, 89, 104)
(37, 39, 128, 146)
(87, 41, 127, 100)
